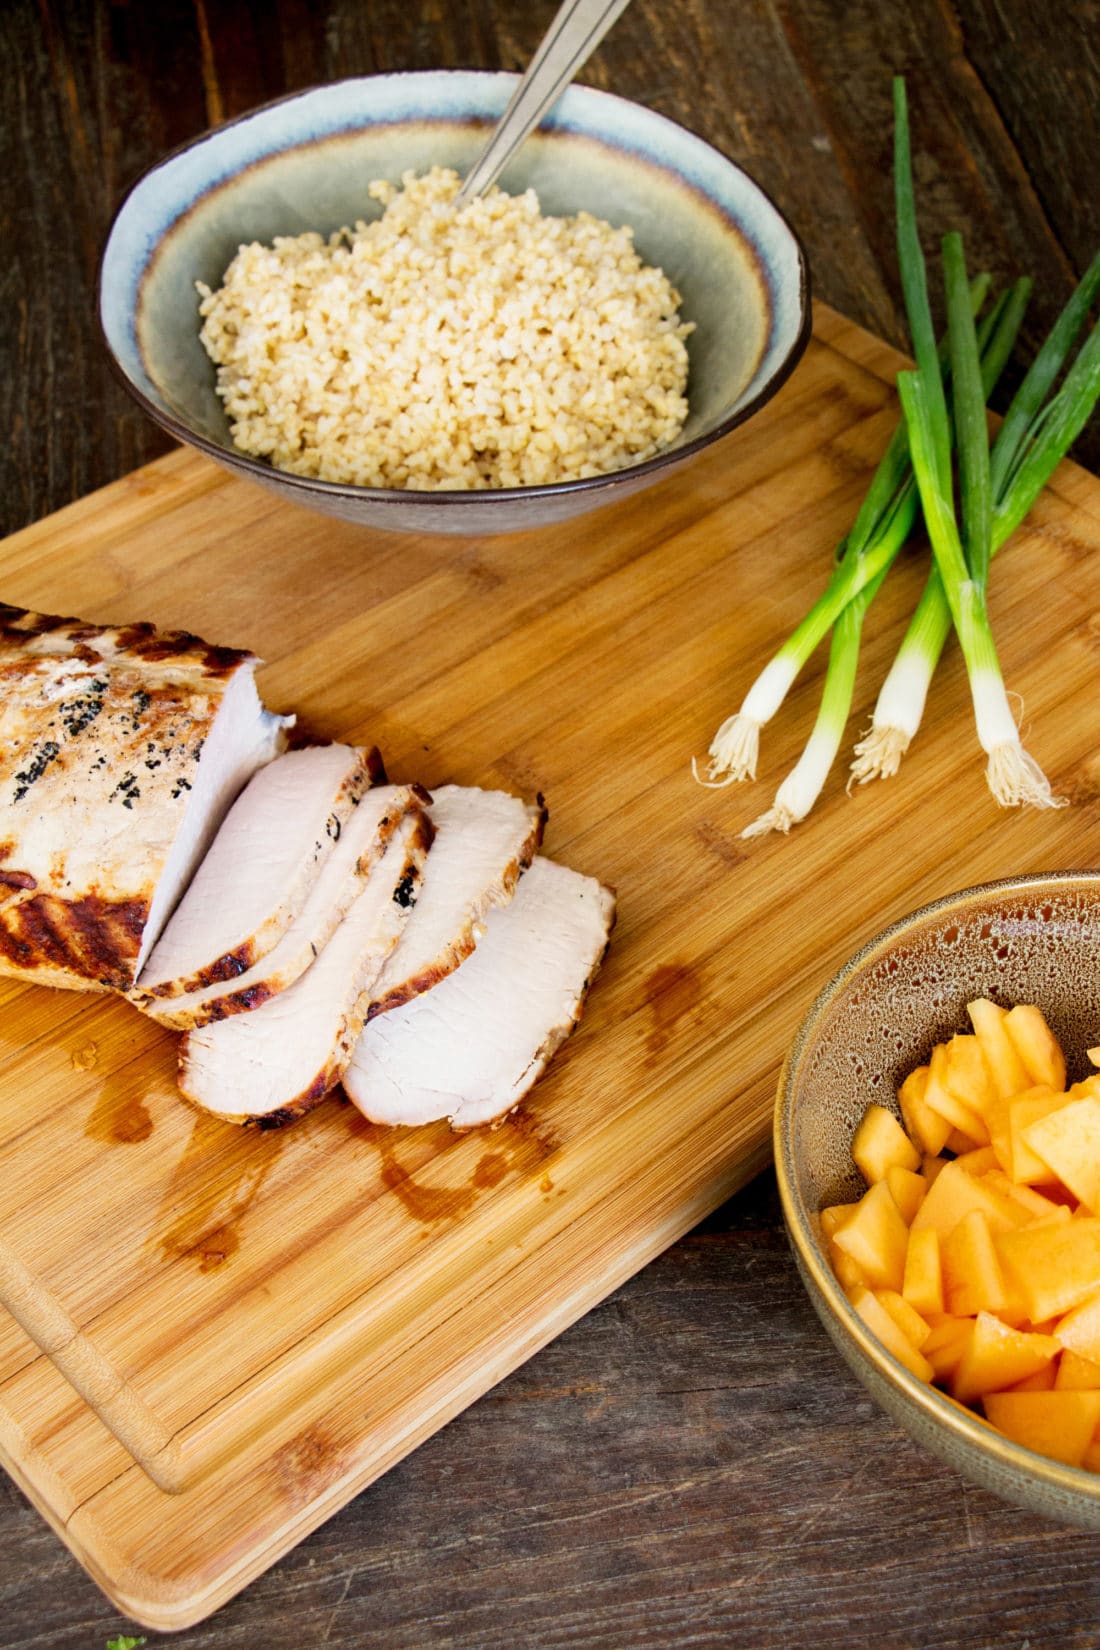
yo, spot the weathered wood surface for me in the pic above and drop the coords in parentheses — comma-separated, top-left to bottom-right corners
(0, 1, 1099, 1646)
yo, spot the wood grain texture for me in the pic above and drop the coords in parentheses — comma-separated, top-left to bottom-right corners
(0, 1, 1099, 1645)
(0, 311, 1099, 1636)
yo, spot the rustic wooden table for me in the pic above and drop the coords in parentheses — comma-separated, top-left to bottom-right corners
(2, 2, 1099, 1646)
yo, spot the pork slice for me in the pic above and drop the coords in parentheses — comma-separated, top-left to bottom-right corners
(343, 857, 615, 1130)
(137, 784, 423, 1030)
(0, 603, 291, 991)
(137, 743, 383, 998)
(179, 807, 432, 1126)
(367, 784, 546, 1019)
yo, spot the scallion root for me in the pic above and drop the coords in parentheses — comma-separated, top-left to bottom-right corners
(850, 724, 912, 784)
(741, 801, 795, 838)
(704, 712, 761, 784)
(985, 743, 1067, 809)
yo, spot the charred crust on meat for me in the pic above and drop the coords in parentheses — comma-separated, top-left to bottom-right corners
(411, 782, 433, 806)
(108, 772, 141, 810)
(0, 869, 36, 891)
(325, 813, 341, 842)
(12, 741, 61, 803)
(170, 777, 192, 799)
(392, 871, 418, 909)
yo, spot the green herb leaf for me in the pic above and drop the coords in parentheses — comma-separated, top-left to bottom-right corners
(107, 1636, 146, 1650)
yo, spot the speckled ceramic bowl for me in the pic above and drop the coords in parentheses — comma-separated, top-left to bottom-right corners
(776, 872, 1100, 1529)
(99, 71, 810, 536)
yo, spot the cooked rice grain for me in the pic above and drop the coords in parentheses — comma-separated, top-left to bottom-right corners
(196, 168, 692, 491)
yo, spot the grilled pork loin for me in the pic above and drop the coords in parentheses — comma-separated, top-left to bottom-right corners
(0, 604, 290, 991)
(137, 783, 424, 1030)
(179, 807, 432, 1125)
(367, 784, 546, 1020)
(344, 857, 615, 1130)
(137, 743, 383, 998)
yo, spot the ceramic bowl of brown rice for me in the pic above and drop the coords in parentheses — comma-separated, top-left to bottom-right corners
(100, 72, 810, 536)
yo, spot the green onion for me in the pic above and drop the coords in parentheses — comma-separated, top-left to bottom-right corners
(891, 85, 1067, 809)
(695, 273, 991, 791)
(740, 291, 1016, 835)
(853, 223, 1100, 785)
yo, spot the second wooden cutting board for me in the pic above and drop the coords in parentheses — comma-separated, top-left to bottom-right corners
(0, 304, 1098, 1628)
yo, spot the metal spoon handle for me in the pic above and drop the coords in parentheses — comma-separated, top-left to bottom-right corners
(456, 0, 635, 203)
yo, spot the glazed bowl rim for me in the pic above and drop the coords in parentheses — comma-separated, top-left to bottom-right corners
(97, 68, 812, 509)
(775, 867, 1100, 1502)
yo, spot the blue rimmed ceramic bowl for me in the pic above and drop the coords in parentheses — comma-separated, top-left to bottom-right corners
(100, 71, 810, 536)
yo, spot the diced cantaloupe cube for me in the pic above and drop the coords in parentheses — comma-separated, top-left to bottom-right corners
(1005, 1004, 1067, 1092)
(1022, 1096, 1100, 1213)
(1053, 1290, 1100, 1364)
(1005, 1363, 1059, 1392)
(953, 1146, 1000, 1177)
(910, 1160, 1029, 1239)
(886, 1165, 927, 1224)
(832, 1180, 910, 1292)
(1083, 1442, 1100, 1472)
(874, 1288, 932, 1350)
(1006, 1088, 1067, 1184)
(923, 1316, 975, 1381)
(983, 1390, 1100, 1467)
(820, 1202, 861, 1240)
(1055, 1349, 1100, 1391)
(982, 1170, 1063, 1222)
(898, 1063, 952, 1156)
(852, 1103, 922, 1184)
(950, 1311, 1060, 1404)
(996, 1219, 1100, 1323)
(945, 1033, 997, 1117)
(943, 1210, 1018, 1318)
(829, 1241, 869, 1294)
(968, 999, 1032, 1100)
(923, 1044, 989, 1144)
(902, 1227, 944, 1317)
(849, 1287, 934, 1382)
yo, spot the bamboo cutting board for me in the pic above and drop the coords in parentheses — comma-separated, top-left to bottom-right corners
(1, 304, 1099, 1630)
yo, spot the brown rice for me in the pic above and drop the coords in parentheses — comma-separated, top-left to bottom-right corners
(196, 167, 692, 491)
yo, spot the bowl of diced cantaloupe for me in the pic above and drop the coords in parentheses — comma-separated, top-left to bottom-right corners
(775, 871, 1100, 1528)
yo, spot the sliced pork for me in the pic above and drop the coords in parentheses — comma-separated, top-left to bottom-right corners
(137, 743, 383, 998)
(0, 604, 291, 991)
(179, 807, 433, 1125)
(367, 784, 546, 1019)
(344, 857, 616, 1130)
(136, 784, 424, 1030)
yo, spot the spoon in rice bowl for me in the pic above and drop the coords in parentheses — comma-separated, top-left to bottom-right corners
(456, 0, 635, 202)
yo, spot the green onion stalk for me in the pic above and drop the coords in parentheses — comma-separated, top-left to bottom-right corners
(738, 286, 1020, 837)
(694, 272, 996, 793)
(852, 107, 1100, 788)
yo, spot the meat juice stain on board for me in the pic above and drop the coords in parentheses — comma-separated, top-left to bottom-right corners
(372, 1104, 563, 1226)
(644, 961, 703, 1056)
(154, 1114, 289, 1273)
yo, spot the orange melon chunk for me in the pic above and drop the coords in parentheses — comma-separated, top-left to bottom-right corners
(849, 1288, 934, 1383)
(1053, 1290, 1100, 1364)
(923, 1044, 989, 1144)
(996, 1219, 1100, 1323)
(983, 1390, 1100, 1467)
(1005, 1004, 1067, 1092)
(967, 999, 1031, 1100)
(922, 1316, 975, 1381)
(820, 1202, 861, 1240)
(902, 1227, 944, 1317)
(852, 1103, 922, 1184)
(1055, 1350, 1100, 1391)
(874, 1288, 931, 1350)
(951, 1312, 1059, 1404)
(1006, 1363, 1058, 1392)
(832, 1180, 910, 1292)
(942, 1210, 1018, 1319)
(886, 1165, 927, 1225)
(910, 1160, 1028, 1239)
(1022, 1095, 1100, 1213)
(945, 1033, 997, 1117)
(1006, 1088, 1066, 1184)
(898, 1063, 952, 1156)
(953, 1146, 1000, 1177)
